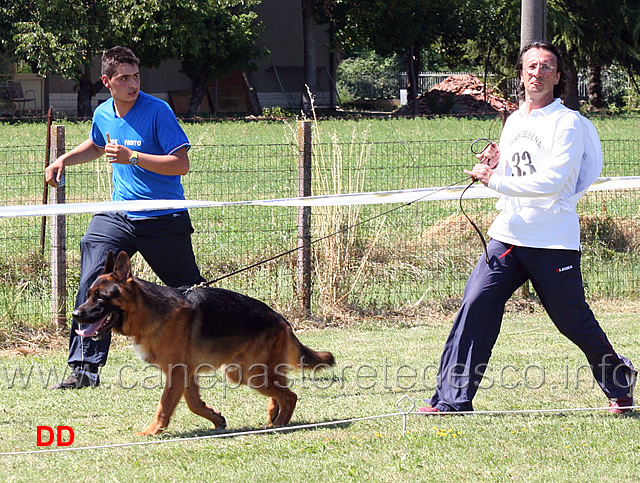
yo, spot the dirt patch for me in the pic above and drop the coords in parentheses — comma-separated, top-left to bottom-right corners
(395, 74, 518, 116)
(0, 325, 67, 355)
(422, 213, 495, 245)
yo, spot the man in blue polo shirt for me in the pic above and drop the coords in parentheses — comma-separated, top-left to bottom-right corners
(45, 46, 204, 389)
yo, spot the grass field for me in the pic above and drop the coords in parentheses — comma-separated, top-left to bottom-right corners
(0, 301, 638, 480)
(1, 116, 640, 480)
(3, 113, 640, 147)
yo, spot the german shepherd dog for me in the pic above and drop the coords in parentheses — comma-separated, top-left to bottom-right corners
(73, 251, 335, 436)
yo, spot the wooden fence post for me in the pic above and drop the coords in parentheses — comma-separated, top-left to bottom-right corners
(297, 120, 312, 316)
(50, 125, 67, 328)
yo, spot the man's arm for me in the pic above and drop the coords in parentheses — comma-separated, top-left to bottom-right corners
(104, 144, 189, 176)
(45, 139, 105, 187)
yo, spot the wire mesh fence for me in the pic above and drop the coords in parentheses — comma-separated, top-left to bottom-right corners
(0, 129, 639, 333)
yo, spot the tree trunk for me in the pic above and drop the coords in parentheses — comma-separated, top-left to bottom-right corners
(588, 63, 604, 109)
(563, 50, 580, 111)
(242, 70, 262, 116)
(406, 44, 421, 117)
(301, 0, 317, 115)
(187, 68, 209, 118)
(76, 65, 94, 119)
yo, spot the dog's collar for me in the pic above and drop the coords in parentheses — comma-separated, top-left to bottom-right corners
(182, 282, 208, 296)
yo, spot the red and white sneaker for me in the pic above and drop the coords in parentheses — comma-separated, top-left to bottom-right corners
(609, 396, 634, 414)
(609, 367, 636, 414)
(417, 406, 441, 413)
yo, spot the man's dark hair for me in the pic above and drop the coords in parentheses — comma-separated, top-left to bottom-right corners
(101, 46, 140, 78)
(515, 41, 566, 100)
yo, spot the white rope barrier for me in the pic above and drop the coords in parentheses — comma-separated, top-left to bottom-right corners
(0, 412, 401, 456)
(0, 177, 638, 456)
(1, 400, 636, 457)
(2, 176, 640, 218)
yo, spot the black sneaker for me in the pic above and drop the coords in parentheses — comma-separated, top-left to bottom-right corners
(51, 367, 100, 389)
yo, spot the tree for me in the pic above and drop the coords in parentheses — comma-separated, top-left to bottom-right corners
(10, 0, 264, 118)
(461, 0, 521, 91)
(118, 0, 264, 118)
(548, 0, 640, 110)
(178, 0, 264, 117)
(12, 0, 116, 117)
(0, 0, 36, 56)
(327, 0, 481, 116)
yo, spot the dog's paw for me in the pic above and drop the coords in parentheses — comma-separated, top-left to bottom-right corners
(214, 415, 227, 429)
(135, 426, 165, 436)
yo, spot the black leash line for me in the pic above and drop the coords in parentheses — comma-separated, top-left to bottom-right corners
(190, 116, 504, 291)
(459, 137, 497, 264)
(188, 176, 473, 291)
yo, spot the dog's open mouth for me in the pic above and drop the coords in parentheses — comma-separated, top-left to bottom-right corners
(75, 312, 120, 340)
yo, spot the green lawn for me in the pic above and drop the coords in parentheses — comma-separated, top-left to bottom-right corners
(1, 302, 639, 481)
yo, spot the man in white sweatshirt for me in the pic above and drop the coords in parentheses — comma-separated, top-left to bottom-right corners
(420, 41, 636, 414)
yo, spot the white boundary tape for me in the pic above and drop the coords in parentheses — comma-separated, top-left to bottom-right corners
(1, 178, 637, 456)
(2, 176, 640, 218)
(0, 401, 636, 456)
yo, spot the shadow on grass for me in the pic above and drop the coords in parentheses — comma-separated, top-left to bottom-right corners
(160, 418, 356, 440)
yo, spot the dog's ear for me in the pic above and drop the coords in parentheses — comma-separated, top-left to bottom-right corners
(113, 251, 132, 281)
(104, 251, 115, 274)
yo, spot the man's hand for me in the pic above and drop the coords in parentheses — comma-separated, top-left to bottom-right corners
(464, 163, 493, 186)
(45, 159, 65, 187)
(44, 139, 103, 186)
(104, 142, 133, 164)
(465, 142, 499, 186)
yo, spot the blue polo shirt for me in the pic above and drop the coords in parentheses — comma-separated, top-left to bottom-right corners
(90, 91, 191, 217)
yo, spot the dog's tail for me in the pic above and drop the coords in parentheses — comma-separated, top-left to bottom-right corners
(288, 331, 335, 370)
(297, 342, 336, 370)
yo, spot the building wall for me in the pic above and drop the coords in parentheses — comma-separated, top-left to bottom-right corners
(252, 1, 333, 108)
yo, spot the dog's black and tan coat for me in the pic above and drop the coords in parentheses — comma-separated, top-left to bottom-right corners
(73, 251, 335, 435)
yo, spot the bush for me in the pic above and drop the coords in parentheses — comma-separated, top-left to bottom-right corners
(336, 52, 401, 102)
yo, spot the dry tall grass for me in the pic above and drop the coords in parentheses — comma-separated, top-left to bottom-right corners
(310, 123, 386, 317)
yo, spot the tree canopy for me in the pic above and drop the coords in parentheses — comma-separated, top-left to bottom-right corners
(549, 0, 640, 108)
(326, 0, 495, 114)
(4, 0, 263, 117)
(3, 0, 640, 115)
(116, 0, 264, 117)
(327, 0, 640, 111)
(8, 0, 115, 116)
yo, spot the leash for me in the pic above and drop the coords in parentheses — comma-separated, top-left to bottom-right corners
(459, 137, 498, 264)
(186, 120, 504, 293)
(184, 174, 473, 293)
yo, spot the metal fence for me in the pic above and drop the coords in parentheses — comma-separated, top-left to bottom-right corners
(1, 125, 639, 333)
(395, 71, 625, 103)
